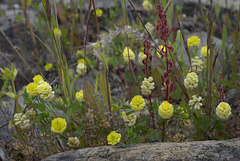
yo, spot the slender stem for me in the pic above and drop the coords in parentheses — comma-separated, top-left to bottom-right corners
(161, 120, 165, 142)
(148, 96, 156, 129)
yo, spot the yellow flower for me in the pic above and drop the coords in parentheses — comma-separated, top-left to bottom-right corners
(156, 45, 166, 58)
(141, 77, 155, 96)
(96, 9, 103, 17)
(122, 111, 137, 126)
(187, 36, 200, 48)
(26, 82, 38, 97)
(51, 117, 67, 133)
(67, 137, 80, 148)
(138, 52, 147, 65)
(53, 28, 62, 37)
(77, 59, 85, 64)
(158, 101, 173, 119)
(184, 72, 199, 90)
(107, 131, 121, 145)
(200, 45, 210, 57)
(93, 43, 100, 52)
(123, 47, 135, 62)
(45, 63, 53, 71)
(76, 63, 87, 76)
(216, 102, 232, 120)
(142, 0, 153, 12)
(37, 81, 55, 101)
(76, 90, 84, 102)
(191, 56, 203, 74)
(130, 95, 146, 111)
(33, 74, 43, 84)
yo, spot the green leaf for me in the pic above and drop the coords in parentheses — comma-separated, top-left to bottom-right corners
(0, 92, 16, 99)
(63, 108, 73, 122)
(170, 87, 182, 100)
(23, 91, 32, 105)
(120, 141, 126, 148)
(222, 25, 227, 55)
(215, 4, 220, 18)
(125, 108, 134, 115)
(37, 112, 49, 120)
(99, 71, 112, 111)
(84, 82, 98, 109)
(32, 103, 46, 112)
(149, 130, 161, 142)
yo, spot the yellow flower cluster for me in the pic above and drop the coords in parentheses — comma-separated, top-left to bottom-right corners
(138, 52, 147, 65)
(216, 102, 232, 120)
(76, 59, 87, 76)
(53, 28, 62, 37)
(158, 101, 173, 119)
(122, 111, 137, 127)
(96, 9, 103, 17)
(76, 90, 84, 102)
(142, 0, 153, 12)
(130, 95, 146, 111)
(172, 133, 185, 142)
(184, 72, 198, 90)
(156, 45, 166, 58)
(51, 117, 67, 133)
(145, 22, 154, 34)
(189, 95, 202, 111)
(45, 63, 53, 71)
(201, 45, 210, 57)
(187, 36, 200, 48)
(107, 131, 121, 145)
(123, 47, 135, 62)
(67, 137, 80, 148)
(14, 113, 31, 130)
(141, 77, 155, 96)
(26, 75, 55, 101)
(191, 56, 203, 74)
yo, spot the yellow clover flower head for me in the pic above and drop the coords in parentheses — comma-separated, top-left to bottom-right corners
(76, 90, 84, 102)
(184, 72, 199, 90)
(53, 28, 62, 37)
(122, 111, 137, 127)
(145, 22, 154, 34)
(130, 95, 146, 111)
(37, 81, 55, 101)
(33, 74, 43, 84)
(191, 56, 203, 74)
(96, 9, 103, 17)
(51, 117, 67, 133)
(156, 45, 166, 58)
(45, 63, 53, 71)
(142, 0, 153, 12)
(158, 101, 173, 119)
(216, 102, 232, 120)
(67, 137, 80, 148)
(189, 95, 202, 111)
(187, 36, 200, 48)
(76, 63, 87, 76)
(138, 52, 147, 65)
(26, 82, 38, 97)
(141, 77, 155, 96)
(107, 131, 121, 145)
(201, 45, 210, 57)
(123, 47, 135, 62)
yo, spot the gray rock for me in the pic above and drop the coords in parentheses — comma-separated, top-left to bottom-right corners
(43, 138, 240, 161)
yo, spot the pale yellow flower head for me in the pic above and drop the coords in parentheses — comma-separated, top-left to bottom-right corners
(122, 111, 137, 126)
(68, 137, 80, 148)
(187, 36, 200, 48)
(33, 74, 43, 84)
(123, 47, 135, 62)
(51, 117, 67, 133)
(96, 9, 103, 17)
(156, 45, 166, 58)
(145, 22, 154, 34)
(37, 81, 55, 101)
(216, 102, 232, 120)
(141, 77, 155, 96)
(189, 95, 202, 111)
(184, 72, 199, 90)
(53, 28, 62, 37)
(201, 45, 210, 57)
(158, 101, 173, 119)
(107, 131, 121, 145)
(76, 63, 87, 76)
(26, 82, 38, 97)
(138, 52, 147, 65)
(130, 95, 146, 111)
(191, 56, 203, 74)
(45, 63, 53, 71)
(76, 90, 84, 102)
(142, 0, 153, 12)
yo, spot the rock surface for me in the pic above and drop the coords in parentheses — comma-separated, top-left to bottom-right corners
(43, 138, 240, 161)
